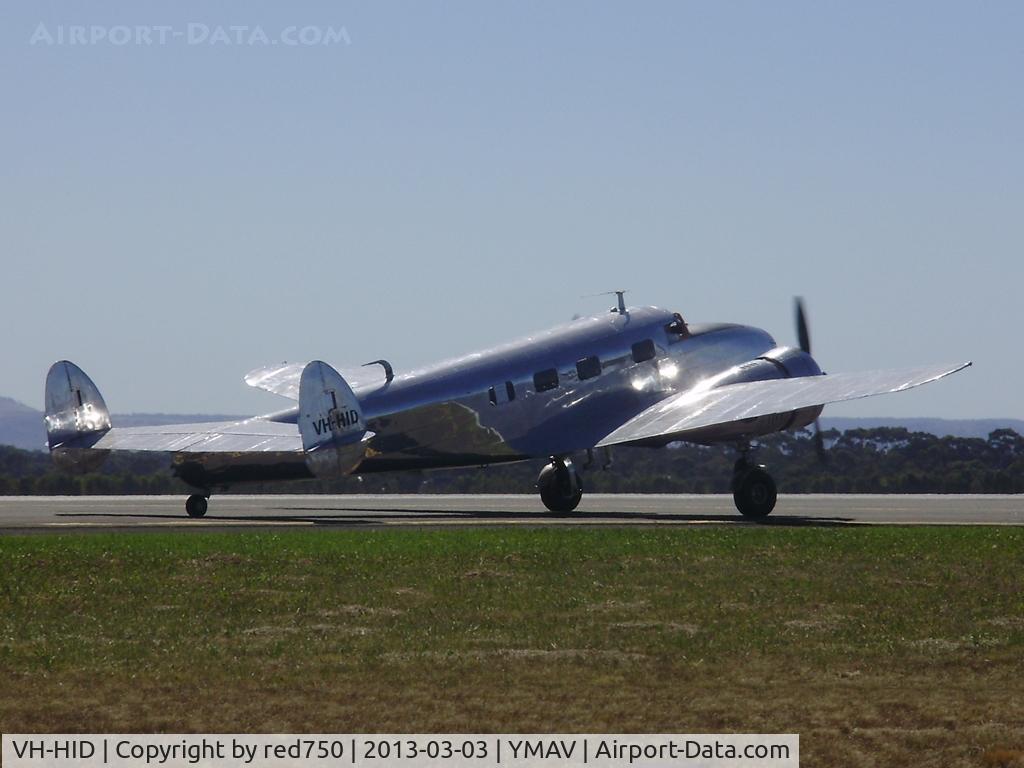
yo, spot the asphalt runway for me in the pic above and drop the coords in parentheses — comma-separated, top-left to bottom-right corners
(0, 494, 1021, 533)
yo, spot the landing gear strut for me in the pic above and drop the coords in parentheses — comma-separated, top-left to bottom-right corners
(732, 454, 777, 520)
(537, 457, 582, 512)
(185, 494, 209, 518)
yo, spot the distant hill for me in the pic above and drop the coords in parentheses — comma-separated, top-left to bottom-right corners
(821, 417, 1024, 439)
(0, 397, 243, 451)
(1, 394, 1020, 450)
(0, 398, 44, 451)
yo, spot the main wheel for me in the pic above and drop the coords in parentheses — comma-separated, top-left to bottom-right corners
(732, 467, 777, 519)
(185, 494, 208, 518)
(537, 461, 583, 513)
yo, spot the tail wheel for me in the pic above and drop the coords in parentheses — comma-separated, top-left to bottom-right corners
(185, 494, 208, 518)
(732, 466, 777, 519)
(538, 461, 583, 513)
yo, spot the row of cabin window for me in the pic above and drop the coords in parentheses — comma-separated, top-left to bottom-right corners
(488, 339, 657, 404)
(487, 380, 518, 405)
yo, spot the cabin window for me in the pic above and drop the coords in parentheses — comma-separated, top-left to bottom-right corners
(576, 355, 601, 380)
(632, 339, 656, 363)
(533, 368, 559, 392)
(490, 382, 516, 405)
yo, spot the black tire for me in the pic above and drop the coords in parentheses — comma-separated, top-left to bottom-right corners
(732, 467, 777, 519)
(185, 494, 208, 518)
(538, 463, 583, 513)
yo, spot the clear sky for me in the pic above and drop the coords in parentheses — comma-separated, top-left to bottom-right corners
(1, 2, 1020, 418)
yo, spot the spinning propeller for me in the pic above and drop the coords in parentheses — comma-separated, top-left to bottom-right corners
(795, 297, 828, 463)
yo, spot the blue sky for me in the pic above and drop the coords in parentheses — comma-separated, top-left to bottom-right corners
(1, 2, 1020, 418)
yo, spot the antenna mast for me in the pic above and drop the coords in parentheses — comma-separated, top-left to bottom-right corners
(611, 290, 627, 315)
(580, 289, 629, 315)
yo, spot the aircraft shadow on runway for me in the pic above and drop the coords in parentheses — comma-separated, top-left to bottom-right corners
(53, 508, 859, 528)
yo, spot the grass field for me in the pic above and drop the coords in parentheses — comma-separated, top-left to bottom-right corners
(1, 526, 1022, 767)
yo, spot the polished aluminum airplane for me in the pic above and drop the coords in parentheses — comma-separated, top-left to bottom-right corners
(44, 295, 970, 519)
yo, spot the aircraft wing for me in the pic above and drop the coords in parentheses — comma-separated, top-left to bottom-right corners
(596, 362, 971, 448)
(87, 418, 301, 453)
(244, 362, 387, 401)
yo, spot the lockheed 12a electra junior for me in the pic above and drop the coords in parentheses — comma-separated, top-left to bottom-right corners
(44, 294, 970, 519)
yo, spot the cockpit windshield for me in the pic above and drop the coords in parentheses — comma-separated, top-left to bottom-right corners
(665, 312, 688, 337)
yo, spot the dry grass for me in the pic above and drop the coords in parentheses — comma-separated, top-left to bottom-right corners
(1, 526, 1022, 767)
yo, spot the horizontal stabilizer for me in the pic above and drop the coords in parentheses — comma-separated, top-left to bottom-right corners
(245, 361, 388, 401)
(90, 418, 302, 453)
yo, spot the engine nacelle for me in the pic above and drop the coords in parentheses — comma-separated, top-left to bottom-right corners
(761, 346, 823, 378)
(712, 346, 822, 388)
(695, 346, 824, 439)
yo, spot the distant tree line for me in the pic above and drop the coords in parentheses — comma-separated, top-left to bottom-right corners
(2, 427, 1024, 495)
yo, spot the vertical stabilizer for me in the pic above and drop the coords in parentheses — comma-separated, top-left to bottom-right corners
(44, 361, 112, 451)
(298, 360, 371, 478)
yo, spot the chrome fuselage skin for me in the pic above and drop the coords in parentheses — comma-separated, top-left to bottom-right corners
(173, 306, 821, 490)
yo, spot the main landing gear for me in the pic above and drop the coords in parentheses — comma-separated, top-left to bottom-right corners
(732, 452, 777, 520)
(185, 494, 209, 518)
(537, 457, 583, 513)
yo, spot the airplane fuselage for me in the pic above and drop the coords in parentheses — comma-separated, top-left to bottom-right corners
(172, 307, 817, 490)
